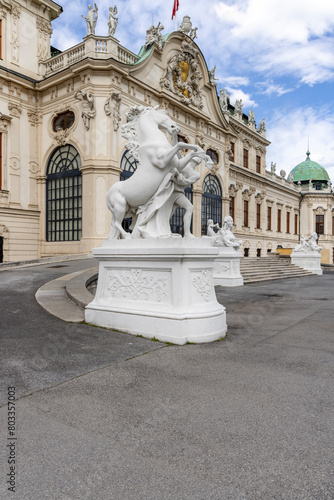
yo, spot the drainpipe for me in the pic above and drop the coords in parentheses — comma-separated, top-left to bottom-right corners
(298, 192, 306, 241)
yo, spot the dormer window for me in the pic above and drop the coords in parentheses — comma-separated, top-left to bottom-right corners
(52, 111, 75, 132)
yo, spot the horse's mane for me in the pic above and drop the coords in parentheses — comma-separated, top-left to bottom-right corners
(121, 106, 153, 162)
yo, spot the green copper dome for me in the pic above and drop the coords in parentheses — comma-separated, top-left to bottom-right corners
(287, 151, 330, 183)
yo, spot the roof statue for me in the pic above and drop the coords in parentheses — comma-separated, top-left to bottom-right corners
(82, 3, 98, 36)
(107, 5, 118, 37)
(208, 66, 218, 86)
(219, 88, 230, 112)
(257, 117, 266, 134)
(178, 15, 198, 40)
(248, 109, 255, 126)
(106, 106, 213, 239)
(270, 161, 276, 174)
(145, 22, 165, 50)
(280, 169, 286, 178)
(234, 99, 243, 115)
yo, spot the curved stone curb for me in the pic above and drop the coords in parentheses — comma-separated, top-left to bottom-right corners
(35, 267, 98, 323)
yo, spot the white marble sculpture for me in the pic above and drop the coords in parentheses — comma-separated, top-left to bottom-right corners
(106, 106, 213, 240)
(107, 5, 118, 37)
(270, 161, 276, 174)
(280, 169, 286, 178)
(219, 88, 230, 112)
(85, 106, 227, 344)
(291, 232, 323, 275)
(82, 3, 98, 36)
(145, 22, 164, 50)
(74, 90, 96, 130)
(206, 217, 243, 286)
(212, 216, 243, 249)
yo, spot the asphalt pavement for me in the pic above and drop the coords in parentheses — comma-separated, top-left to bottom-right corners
(0, 258, 333, 499)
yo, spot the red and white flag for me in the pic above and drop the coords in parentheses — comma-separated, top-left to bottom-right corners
(172, 0, 179, 20)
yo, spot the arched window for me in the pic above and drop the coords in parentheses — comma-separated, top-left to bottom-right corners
(201, 174, 222, 235)
(46, 145, 82, 242)
(120, 150, 138, 232)
(206, 148, 219, 165)
(170, 185, 193, 236)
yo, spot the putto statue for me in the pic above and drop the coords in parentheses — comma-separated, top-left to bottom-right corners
(107, 5, 118, 37)
(145, 22, 164, 50)
(106, 106, 213, 239)
(293, 233, 322, 253)
(219, 88, 230, 112)
(207, 216, 243, 249)
(82, 3, 98, 36)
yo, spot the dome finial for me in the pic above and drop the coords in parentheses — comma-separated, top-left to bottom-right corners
(306, 138, 311, 159)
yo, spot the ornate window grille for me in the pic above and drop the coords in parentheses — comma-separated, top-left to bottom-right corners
(46, 145, 82, 242)
(201, 174, 222, 235)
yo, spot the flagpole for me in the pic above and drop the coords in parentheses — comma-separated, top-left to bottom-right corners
(175, 11, 177, 31)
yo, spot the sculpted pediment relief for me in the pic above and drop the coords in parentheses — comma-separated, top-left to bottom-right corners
(160, 40, 203, 109)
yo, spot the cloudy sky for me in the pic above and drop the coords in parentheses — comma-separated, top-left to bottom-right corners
(51, 0, 334, 180)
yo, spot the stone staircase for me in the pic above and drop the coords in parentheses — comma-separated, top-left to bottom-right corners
(240, 253, 314, 284)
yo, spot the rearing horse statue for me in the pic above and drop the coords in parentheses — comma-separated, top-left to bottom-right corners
(106, 105, 213, 239)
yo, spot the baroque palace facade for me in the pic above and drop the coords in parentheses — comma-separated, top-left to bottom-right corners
(0, 0, 334, 263)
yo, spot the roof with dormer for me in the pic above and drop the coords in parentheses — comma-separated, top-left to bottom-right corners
(287, 151, 330, 183)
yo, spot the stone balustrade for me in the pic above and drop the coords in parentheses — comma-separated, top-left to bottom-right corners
(40, 36, 139, 76)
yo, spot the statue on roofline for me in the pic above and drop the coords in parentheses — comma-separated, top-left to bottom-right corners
(82, 3, 98, 36)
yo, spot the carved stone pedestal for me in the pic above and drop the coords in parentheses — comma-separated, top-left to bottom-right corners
(290, 251, 323, 275)
(85, 238, 227, 345)
(213, 247, 244, 286)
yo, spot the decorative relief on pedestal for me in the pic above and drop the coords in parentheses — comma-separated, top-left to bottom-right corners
(160, 40, 203, 109)
(233, 261, 240, 272)
(104, 92, 121, 131)
(192, 271, 214, 301)
(213, 262, 230, 275)
(107, 269, 168, 302)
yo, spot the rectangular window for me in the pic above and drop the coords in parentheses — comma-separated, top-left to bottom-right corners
(0, 20, 2, 60)
(243, 148, 248, 168)
(256, 155, 261, 173)
(230, 142, 235, 162)
(295, 213, 298, 235)
(277, 209, 281, 232)
(267, 206, 272, 230)
(316, 214, 324, 235)
(256, 203, 261, 229)
(229, 197, 235, 220)
(243, 200, 249, 227)
(286, 212, 290, 233)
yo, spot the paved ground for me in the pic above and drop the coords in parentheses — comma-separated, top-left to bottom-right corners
(0, 258, 333, 499)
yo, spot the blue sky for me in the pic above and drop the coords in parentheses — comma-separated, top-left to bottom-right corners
(51, 0, 334, 180)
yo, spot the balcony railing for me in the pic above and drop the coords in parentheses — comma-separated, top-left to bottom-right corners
(41, 35, 139, 76)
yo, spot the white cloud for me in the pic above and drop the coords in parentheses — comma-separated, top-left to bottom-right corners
(221, 76, 250, 87)
(228, 88, 256, 109)
(257, 81, 294, 96)
(266, 107, 334, 181)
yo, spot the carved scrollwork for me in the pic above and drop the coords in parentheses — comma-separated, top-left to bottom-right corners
(160, 40, 203, 109)
(107, 269, 168, 302)
(192, 271, 213, 301)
